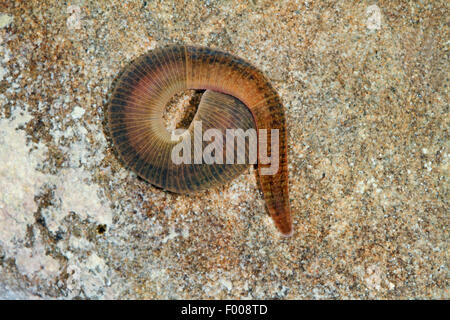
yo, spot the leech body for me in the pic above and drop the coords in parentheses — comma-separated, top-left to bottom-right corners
(108, 45, 293, 236)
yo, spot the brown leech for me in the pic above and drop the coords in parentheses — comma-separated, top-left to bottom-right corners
(108, 45, 293, 236)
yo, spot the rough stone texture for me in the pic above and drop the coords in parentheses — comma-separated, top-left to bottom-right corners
(0, 0, 448, 299)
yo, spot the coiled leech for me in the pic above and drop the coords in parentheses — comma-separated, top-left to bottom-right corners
(108, 45, 293, 237)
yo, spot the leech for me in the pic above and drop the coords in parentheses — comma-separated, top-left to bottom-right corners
(108, 45, 293, 237)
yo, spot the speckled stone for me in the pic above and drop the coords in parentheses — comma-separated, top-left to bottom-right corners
(0, 0, 447, 299)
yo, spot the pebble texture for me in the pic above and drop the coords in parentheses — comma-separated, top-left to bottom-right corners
(0, 0, 448, 299)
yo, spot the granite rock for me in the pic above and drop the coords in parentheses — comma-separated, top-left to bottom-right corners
(0, 0, 448, 299)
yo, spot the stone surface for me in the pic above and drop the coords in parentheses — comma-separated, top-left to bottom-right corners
(0, 0, 448, 299)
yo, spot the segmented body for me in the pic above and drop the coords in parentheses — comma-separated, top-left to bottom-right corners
(108, 45, 292, 236)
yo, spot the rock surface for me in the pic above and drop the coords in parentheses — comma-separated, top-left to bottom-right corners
(0, 1, 448, 299)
